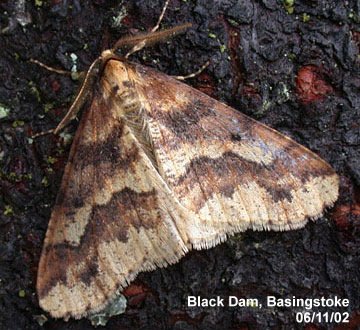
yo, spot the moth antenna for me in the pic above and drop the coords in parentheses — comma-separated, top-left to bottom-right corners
(173, 60, 210, 81)
(121, 0, 190, 58)
(32, 51, 125, 135)
(52, 56, 104, 135)
(52, 51, 124, 135)
(117, 23, 191, 58)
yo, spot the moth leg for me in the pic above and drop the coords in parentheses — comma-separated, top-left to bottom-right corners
(30, 57, 89, 136)
(30, 56, 101, 136)
(172, 60, 210, 81)
(29, 58, 80, 138)
(29, 58, 85, 78)
(31, 128, 55, 139)
(150, 0, 170, 33)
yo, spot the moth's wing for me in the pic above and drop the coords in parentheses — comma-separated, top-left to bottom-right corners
(37, 87, 188, 319)
(130, 62, 339, 248)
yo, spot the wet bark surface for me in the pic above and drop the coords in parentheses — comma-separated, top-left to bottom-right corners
(0, 0, 359, 329)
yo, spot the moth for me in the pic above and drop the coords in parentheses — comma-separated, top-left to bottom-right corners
(35, 0, 339, 320)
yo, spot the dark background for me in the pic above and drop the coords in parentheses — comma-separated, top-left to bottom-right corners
(0, 0, 359, 329)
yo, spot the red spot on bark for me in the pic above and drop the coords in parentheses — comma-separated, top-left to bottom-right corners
(223, 18, 243, 96)
(332, 203, 360, 230)
(304, 325, 322, 330)
(242, 84, 260, 97)
(120, 15, 133, 27)
(123, 283, 150, 307)
(195, 72, 216, 98)
(51, 80, 61, 93)
(296, 66, 333, 104)
(352, 30, 360, 52)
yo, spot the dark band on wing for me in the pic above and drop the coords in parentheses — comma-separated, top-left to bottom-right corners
(174, 151, 335, 211)
(38, 187, 159, 298)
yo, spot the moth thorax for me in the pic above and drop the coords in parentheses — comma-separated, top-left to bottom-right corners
(115, 87, 142, 119)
